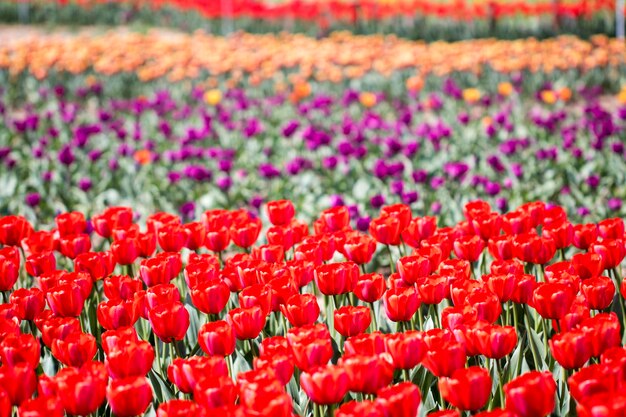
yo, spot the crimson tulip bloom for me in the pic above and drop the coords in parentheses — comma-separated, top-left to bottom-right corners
(25, 251, 56, 277)
(340, 354, 394, 394)
(55, 212, 86, 237)
(0, 249, 18, 292)
(198, 320, 236, 356)
(51, 332, 97, 368)
(239, 284, 273, 316)
(385, 331, 426, 369)
(335, 400, 385, 417)
(97, 298, 141, 330)
(383, 286, 419, 322)
(416, 275, 448, 305)
(375, 382, 421, 417)
(319, 206, 350, 232)
(230, 218, 262, 248)
(572, 223, 598, 249)
(148, 301, 190, 342)
(473, 324, 518, 359)
(590, 239, 625, 270)
(354, 272, 386, 303)
(314, 262, 359, 295)
(92, 206, 133, 239)
(334, 305, 371, 337)
(571, 252, 603, 280)
(342, 233, 377, 265)
(422, 339, 466, 377)
(107, 377, 153, 417)
(401, 216, 437, 248)
(168, 356, 228, 394)
(106, 339, 154, 379)
(157, 400, 204, 417)
(300, 364, 349, 405)
(397, 255, 430, 285)
(598, 218, 625, 239)
(9, 288, 45, 321)
(205, 226, 231, 253)
(580, 313, 621, 357)
(103, 275, 143, 301)
(38, 316, 81, 348)
(228, 306, 267, 341)
(281, 293, 320, 327)
(581, 276, 615, 310)
(488, 235, 515, 260)
(288, 326, 333, 372)
(74, 251, 115, 281)
(0, 333, 40, 369)
(110, 238, 139, 266)
(532, 282, 576, 320)
(369, 215, 401, 245)
(0, 363, 36, 405)
(46, 282, 86, 317)
(549, 329, 593, 370)
(266, 200, 295, 226)
(504, 371, 556, 417)
(18, 397, 64, 417)
(58, 233, 92, 259)
(190, 279, 230, 315)
(194, 376, 238, 409)
(439, 366, 492, 411)
(0, 215, 33, 246)
(453, 235, 485, 262)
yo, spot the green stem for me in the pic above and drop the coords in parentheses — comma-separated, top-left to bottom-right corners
(387, 245, 395, 273)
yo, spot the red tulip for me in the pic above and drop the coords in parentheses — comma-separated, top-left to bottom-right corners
(397, 255, 430, 285)
(314, 262, 358, 295)
(385, 331, 426, 369)
(375, 382, 421, 417)
(281, 293, 320, 327)
(383, 286, 419, 322)
(107, 377, 153, 417)
(74, 251, 115, 281)
(58, 233, 92, 259)
(571, 252, 603, 280)
(266, 200, 295, 226)
(0, 363, 36, 405)
(590, 239, 625, 270)
(453, 235, 485, 262)
(198, 320, 236, 356)
(343, 233, 377, 264)
(51, 332, 97, 367)
(230, 218, 262, 248)
(25, 251, 56, 277)
(168, 356, 228, 394)
(542, 221, 573, 249)
(190, 279, 230, 315)
(319, 206, 350, 232)
(239, 284, 273, 316)
(206, 226, 231, 253)
(340, 354, 394, 394)
(194, 375, 238, 409)
(344, 332, 386, 357)
(572, 224, 598, 249)
(228, 306, 267, 341)
(156, 400, 204, 417)
(157, 223, 189, 252)
(439, 366, 492, 411)
(0, 333, 39, 369)
(598, 218, 625, 239)
(106, 339, 154, 379)
(103, 275, 143, 301)
(92, 206, 133, 239)
(0, 215, 33, 246)
(148, 301, 189, 342)
(369, 215, 401, 245)
(335, 400, 385, 417)
(504, 371, 556, 417)
(354, 272, 386, 303)
(287, 325, 333, 371)
(532, 282, 576, 319)
(401, 216, 437, 248)
(579, 313, 621, 357)
(18, 396, 64, 417)
(581, 276, 615, 310)
(37, 315, 81, 348)
(473, 324, 517, 359)
(9, 288, 45, 321)
(21, 230, 53, 256)
(46, 282, 85, 317)
(416, 275, 448, 305)
(110, 238, 139, 266)
(422, 339, 466, 377)
(0, 249, 19, 292)
(300, 364, 349, 405)
(97, 298, 141, 330)
(334, 306, 371, 337)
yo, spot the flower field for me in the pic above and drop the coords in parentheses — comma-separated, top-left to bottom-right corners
(1, 17, 626, 417)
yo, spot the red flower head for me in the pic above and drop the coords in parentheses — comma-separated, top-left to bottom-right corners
(74, 251, 115, 281)
(266, 200, 295, 226)
(439, 366, 492, 411)
(103, 275, 143, 301)
(384, 331, 426, 369)
(402, 216, 437, 248)
(168, 356, 228, 394)
(383, 286, 420, 322)
(598, 218, 625, 239)
(571, 252, 603, 280)
(0, 333, 40, 369)
(106, 339, 154, 379)
(58, 233, 92, 259)
(18, 397, 64, 417)
(532, 282, 576, 320)
(354, 272, 386, 303)
(183, 221, 205, 250)
(335, 400, 385, 417)
(334, 305, 371, 338)
(581, 276, 615, 310)
(106, 376, 153, 417)
(227, 306, 267, 341)
(0, 249, 19, 292)
(55, 211, 87, 237)
(148, 301, 189, 342)
(375, 382, 421, 417)
(343, 233, 377, 265)
(190, 279, 230, 316)
(198, 320, 236, 356)
(110, 237, 139, 266)
(580, 313, 621, 358)
(314, 262, 359, 296)
(156, 400, 204, 417)
(194, 375, 238, 409)
(51, 332, 97, 367)
(572, 224, 598, 249)
(481, 273, 516, 303)
(397, 255, 430, 285)
(55, 361, 107, 415)
(46, 282, 86, 317)
(503, 371, 556, 417)
(0, 215, 33, 246)
(473, 324, 517, 359)
(300, 364, 349, 405)
(453, 235, 485, 262)
(0, 363, 36, 406)
(92, 207, 134, 239)
(340, 353, 394, 394)
(488, 235, 515, 260)
(319, 206, 350, 232)
(281, 293, 320, 327)
(97, 298, 141, 330)
(590, 239, 626, 270)
(287, 324, 333, 372)
(230, 217, 262, 249)
(369, 215, 401, 246)
(25, 251, 56, 277)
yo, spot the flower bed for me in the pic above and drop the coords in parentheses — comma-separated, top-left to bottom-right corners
(0, 200, 624, 416)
